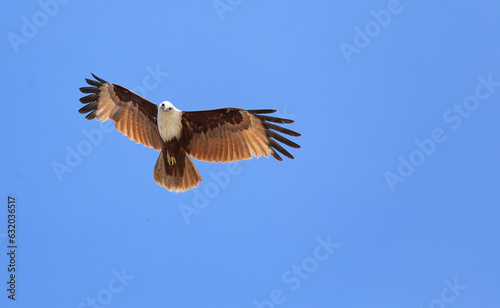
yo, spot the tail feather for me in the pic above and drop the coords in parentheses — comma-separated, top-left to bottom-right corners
(153, 150, 202, 192)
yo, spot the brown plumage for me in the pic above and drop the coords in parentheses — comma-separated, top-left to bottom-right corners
(79, 74, 300, 192)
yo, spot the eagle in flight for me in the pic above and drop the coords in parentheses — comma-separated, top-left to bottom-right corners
(78, 74, 300, 192)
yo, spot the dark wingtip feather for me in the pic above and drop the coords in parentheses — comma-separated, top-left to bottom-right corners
(256, 114, 294, 124)
(269, 139, 294, 160)
(247, 109, 277, 114)
(270, 150, 283, 161)
(79, 87, 100, 94)
(85, 78, 101, 86)
(79, 75, 104, 120)
(85, 110, 97, 120)
(268, 130, 300, 149)
(264, 122, 301, 137)
(247, 109, 300, 160)
(79, 94, 98, 104)
(91, 73, 106, 83)
(78, 101, 98, 114)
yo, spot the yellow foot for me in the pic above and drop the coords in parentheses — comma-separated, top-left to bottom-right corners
(166, 152, 177, 165)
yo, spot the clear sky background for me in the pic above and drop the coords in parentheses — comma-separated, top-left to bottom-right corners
(1, 1, 499, 307)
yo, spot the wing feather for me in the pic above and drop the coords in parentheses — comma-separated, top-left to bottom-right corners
(78, 74, 162, 151)
(80, 94, 98, 104)
(78, 101, 98, 114)
(138, 119, 149, 146)
(122, 108, 131, 137)
(85, 78, 101, 87)
(254, 114, 294, 124)
(246, 109, 277, 114)
(226, 133, 233, 162)
(241, 131, 256, 157)
(270, 149, 283, 161)
(262, 122, 300, 136)
(267, 130, 300, 148)
(221, 128, 229, 162)
(237, 132, 251, 159)
(269, 139, 293, 159)
(206, 130, 216, 162)
(245, 128, 267, 157)
(182, 108, 299, 162)
(129, 107, 137, 142)
(228, 133, 236, 162)
(80, 87, 100, 94)
(86, 109, 97, 120)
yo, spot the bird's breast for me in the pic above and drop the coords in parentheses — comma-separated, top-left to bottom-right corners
(158, 112, 183, 142)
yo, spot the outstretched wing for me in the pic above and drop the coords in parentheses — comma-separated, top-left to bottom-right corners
(78, 74, 163, 151)
(182, 108, 300, 162)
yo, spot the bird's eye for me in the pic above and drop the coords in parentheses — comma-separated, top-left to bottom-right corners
(168, 107, 172, 111)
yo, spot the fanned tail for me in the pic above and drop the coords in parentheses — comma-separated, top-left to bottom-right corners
(153, 150, 202, 192)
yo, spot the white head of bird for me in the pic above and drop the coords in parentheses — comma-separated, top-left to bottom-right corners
(157, 101, 183, 142)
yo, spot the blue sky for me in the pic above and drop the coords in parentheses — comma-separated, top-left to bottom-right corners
(1, 0, 499, 307)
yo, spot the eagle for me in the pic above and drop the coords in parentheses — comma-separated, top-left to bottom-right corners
(78, 74, 300, 192)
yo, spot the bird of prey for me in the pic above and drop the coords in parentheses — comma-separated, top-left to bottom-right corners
(78, 74, 300, 192)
